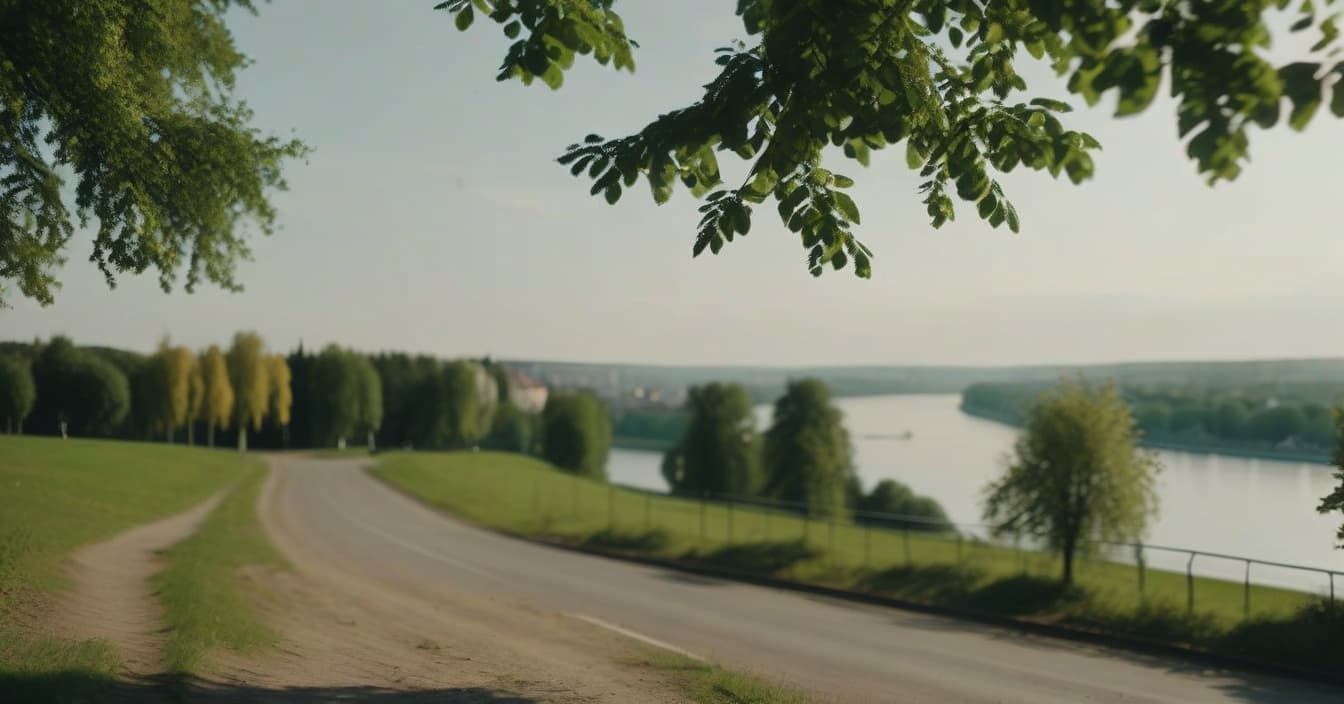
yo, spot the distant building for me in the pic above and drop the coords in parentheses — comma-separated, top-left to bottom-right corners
(507, 369, 549, 413)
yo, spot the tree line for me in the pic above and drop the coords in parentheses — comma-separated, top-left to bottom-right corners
(659, 379, 949, 529)
(962, 382, 1341, 458)
(0, 337, 615, 482)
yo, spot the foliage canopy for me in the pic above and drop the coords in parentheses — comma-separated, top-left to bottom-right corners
(663, 382, 762, 496)
(0, 0, 307, 307)
(762, 378, 853, 518)
(1321, 412, 1344, 547)
(540, 391, 612, 480)
(0, 354, 36, 432)
(442, 0, 1344, 277)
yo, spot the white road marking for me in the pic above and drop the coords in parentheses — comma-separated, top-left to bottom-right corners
(569, 613, 705, 662)
(320, 491, 502, 581)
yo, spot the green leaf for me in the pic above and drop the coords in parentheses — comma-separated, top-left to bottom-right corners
(833, 192, 861, 224)
(604, 183, 622, 205)
(778, 186, 808, 220)
(977, 193, 998, 220)
(455, 6, 474, 31)
(1005, 203, 1021, 233)
(1279, 62, 1323, 130)
(504, 21, 521, 39)
(1030, 98, 1072, 113)
(1333, 66, 1344, 117)
(831, 250, 848, 271)
(905, 141, 924, 169)
(949, 27, 964, 48)
(832, 174, 855, 188)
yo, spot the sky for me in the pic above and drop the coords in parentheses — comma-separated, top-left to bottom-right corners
(4, 1, 1344, 367)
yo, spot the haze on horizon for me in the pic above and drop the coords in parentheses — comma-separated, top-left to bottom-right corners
(3, 1, 1343, 369)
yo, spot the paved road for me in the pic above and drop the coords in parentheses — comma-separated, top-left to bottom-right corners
(267, 456, 1341, 703)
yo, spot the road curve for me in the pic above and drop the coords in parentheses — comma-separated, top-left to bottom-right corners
(266, 455, 1340, 704)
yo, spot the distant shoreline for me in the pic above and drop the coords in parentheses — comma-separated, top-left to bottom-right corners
(958, 403, 1334, 466)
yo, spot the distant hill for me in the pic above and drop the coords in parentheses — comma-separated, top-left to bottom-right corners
(504, 357, 1344, 402)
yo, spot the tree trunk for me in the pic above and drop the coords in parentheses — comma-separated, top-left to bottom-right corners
(187, 422, 194, 446)
(367, 430, 375, 454)
(238, 427, 248, 453)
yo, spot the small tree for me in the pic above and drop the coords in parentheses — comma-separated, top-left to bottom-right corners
(1318, 410, 1344, 548)
(667, 382, 761, 496)
(226, 332, 269, 452)
(540, 392, 611, 480)
(354, 354, 383, 451)
(857, 479, 951, 533)
(763, 379, 853, 519)
(0, 355, 36, 433)
(309, 345, 361, 448)
(267, 354, 293, 447)
(185, 358, 204, 445)
(484, 401, 534, 453)
(155, 341, 197, 443)
(984, 378, 1159, 585)
(199, 346, 234, 447)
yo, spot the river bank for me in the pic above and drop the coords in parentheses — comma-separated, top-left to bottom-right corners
(958, 402, 1333, 466)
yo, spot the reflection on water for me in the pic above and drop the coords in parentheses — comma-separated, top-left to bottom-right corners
(606, 394, 1343, 589)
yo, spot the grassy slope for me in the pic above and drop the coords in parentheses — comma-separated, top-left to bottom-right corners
(0, 435, 255, 699)
(373, 450, 1343, 676)
(154, 463, 284, 672)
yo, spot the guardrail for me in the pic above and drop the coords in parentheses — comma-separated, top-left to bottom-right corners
(590, 482, 1342, 617)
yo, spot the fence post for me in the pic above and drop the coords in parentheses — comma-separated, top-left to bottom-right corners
(1186, 553, 1197, 613)
(903, 527, 911, 567)
(1243, 560, 1251, 619)
(864, 523, 872, 568)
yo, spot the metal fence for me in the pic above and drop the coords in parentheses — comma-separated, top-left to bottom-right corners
(576, 479, 1343, 618)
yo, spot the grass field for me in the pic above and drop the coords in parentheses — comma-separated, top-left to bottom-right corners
(373, 450, 1344, 676)
(155, 462, 285, 672)
(0, 435, 259, 699)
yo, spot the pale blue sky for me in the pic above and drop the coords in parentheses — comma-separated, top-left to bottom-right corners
(4, 1, 1343, 366)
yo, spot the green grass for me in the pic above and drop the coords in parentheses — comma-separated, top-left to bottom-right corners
(0, 435, 256, 700)
(629, 652, 811, 704)
(373, 450, 1344, 676)
(154, 462, 285, 673)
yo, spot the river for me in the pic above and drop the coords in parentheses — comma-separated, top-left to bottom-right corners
(606, 394, 1343, 592)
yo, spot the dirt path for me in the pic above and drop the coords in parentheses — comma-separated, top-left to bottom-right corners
(52, 491, 224, 677)
(184, 458, 696, 703)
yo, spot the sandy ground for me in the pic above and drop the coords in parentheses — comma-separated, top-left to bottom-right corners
(50, 492, 223, 678)
(182, 460, 692, 703)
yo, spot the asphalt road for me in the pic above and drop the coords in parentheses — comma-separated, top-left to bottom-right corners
(267, 456, 1342, 703)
